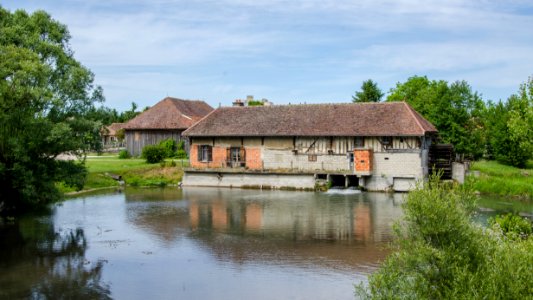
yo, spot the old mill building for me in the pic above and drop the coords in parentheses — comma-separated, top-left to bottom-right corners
(182, 102, 438, 192)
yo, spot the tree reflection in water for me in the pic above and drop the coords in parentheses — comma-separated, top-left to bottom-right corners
(0, 218, 111, 299)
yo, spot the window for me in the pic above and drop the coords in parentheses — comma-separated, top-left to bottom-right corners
(198, 145, 212, 162)
(379, 136, 393, 150)
(230, 147, 241, 162)
(379, 136, 392, 145)
(227, 147, 246, 167)
(308, 154, 317, 162)
(355, 137, 364, 148)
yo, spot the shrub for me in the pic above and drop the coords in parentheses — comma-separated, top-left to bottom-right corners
(141, 145, 166, 163)
(175, 149, 188, 159)
(118, 150, 130, 159)
(176, 140, 185, 150)
(357, 176, 533, 299)
(158, 138, 177, 158)
(489, 213, 532, 238)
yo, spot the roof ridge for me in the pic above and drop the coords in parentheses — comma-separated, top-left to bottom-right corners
(182, 108, 219, 135)
(221, 102, 401, 109)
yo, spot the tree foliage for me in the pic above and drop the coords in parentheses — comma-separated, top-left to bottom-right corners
(484, 77, 533, 167)
(0, 7, 103, 215)
(352, 79, 384, 103)
(387, 76, 485, 158)
(86, 101, 142, 126)
(357, 178, 533, 299)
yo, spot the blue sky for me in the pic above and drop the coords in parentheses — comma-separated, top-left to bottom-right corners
(3, 0, 533, 111)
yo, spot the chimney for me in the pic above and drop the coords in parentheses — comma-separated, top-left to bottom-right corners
(232, 99, 244, 107)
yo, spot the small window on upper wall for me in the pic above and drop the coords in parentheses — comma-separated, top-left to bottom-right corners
(355, 137, 364, 148)
(379, 136, 392, 148)
(198, 145, 212, 162)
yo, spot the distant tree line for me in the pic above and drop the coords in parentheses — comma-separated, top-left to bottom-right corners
(353, 76, 533, 168)
(86, 102, 147, 126)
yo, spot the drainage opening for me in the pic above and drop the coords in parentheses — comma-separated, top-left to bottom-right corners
(346, 175, 359, 187)
(316, 174, 327, 180)
(329, 175, 345, 187)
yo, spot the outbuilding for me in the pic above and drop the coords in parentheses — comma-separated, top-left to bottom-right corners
(123, 97, 213, 156)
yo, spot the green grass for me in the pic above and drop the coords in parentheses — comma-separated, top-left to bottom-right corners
(57, 155, 189, 194)
(470, 160, 533, 199)
(84, 157, 154, 173)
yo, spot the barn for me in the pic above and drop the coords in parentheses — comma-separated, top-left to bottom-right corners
(123, 97, 213, 156)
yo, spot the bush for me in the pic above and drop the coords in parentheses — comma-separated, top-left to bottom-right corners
(357, 176, 533, 299)
(175, 149, 188, 159)
(158, 138, 177, 158)
(489, 213, 532, 238)
(118, 150, 130, 159)
(141, 145, 166, 163)
(176, 140, 185, 151)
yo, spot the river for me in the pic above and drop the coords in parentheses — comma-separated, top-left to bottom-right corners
(1, 187, 531, 299)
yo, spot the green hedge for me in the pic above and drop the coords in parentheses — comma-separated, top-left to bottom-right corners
(141, 145, 166, 163)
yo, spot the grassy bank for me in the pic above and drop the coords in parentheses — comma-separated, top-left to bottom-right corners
(58, 156, 189, 194)
(470, 160, 533, 199)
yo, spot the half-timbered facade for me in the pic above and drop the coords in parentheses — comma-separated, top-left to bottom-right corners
(182, 102, 438, 191)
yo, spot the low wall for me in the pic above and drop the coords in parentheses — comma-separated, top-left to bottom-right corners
(183, 171, 316, 189)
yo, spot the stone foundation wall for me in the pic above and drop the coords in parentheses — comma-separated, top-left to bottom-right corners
(183, 171, 316, 189)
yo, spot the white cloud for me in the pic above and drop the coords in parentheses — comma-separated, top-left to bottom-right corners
(2, 0, 533, 109)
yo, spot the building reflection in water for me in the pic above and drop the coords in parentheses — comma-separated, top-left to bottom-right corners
(186, 188, 403, 243)
(184, 188, 404, 271)
(124, 187, 404, 272)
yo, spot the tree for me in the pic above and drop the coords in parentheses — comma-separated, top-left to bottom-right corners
(0, 7, 104, 215)
(352, 79, 384, 103)
(485, 77, 533, 167)
(118, 102, 141, 122)
(387, 76, 486, 159)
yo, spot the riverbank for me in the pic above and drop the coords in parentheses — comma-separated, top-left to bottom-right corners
(470, 160, 533, 200)
(57, 156, 189, 195)
(60, 157, 533, 199)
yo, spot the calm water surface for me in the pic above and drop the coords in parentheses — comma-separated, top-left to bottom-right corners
(1, 187, 531, 299)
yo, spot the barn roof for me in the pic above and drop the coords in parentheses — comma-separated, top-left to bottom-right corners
(123, 97, 214, 130)
(182, 102, 437, 137)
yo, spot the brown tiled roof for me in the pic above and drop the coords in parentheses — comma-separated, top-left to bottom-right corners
(105, 123, 125, 135)
(101, 122, 125, 136)
(183, 102, 437, 137)
(123, 97, 214, 130)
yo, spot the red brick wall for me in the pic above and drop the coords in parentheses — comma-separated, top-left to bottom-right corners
(212, 146, 227, 167)
(190, 144, 262, 169)
(190, 144, 227, 168)
(245, 147, 262, 170)
(190, 144, 200, 168)
(354, 149, 372, 172)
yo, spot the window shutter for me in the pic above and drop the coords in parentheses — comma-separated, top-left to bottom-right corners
(240, 148, 245, 163)
(197, 145, 202, 161)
